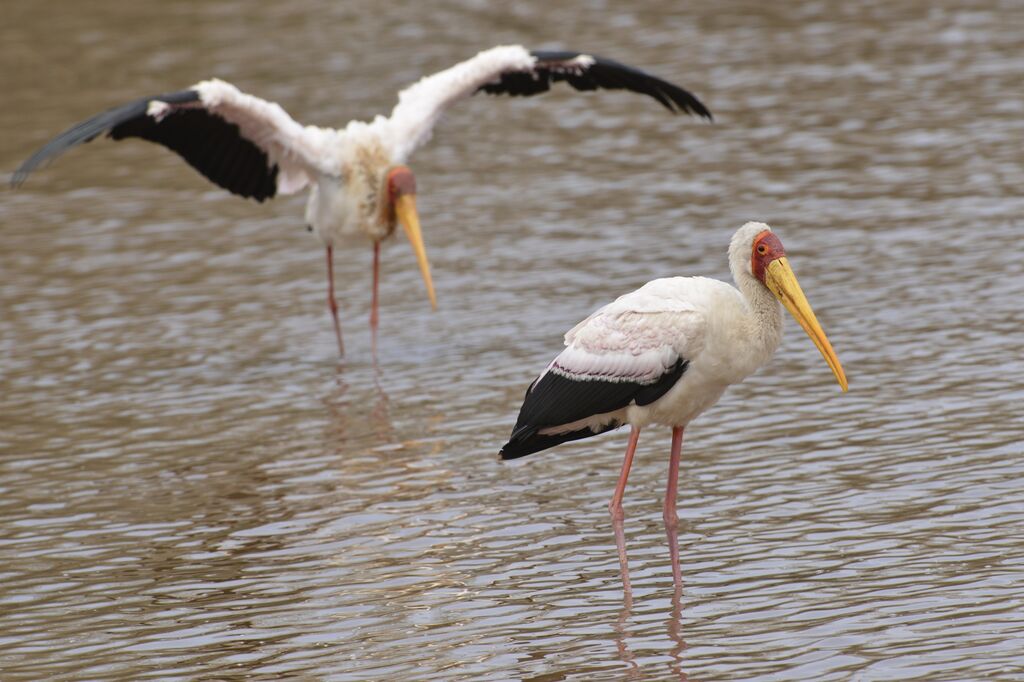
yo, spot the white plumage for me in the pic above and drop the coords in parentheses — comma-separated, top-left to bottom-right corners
(13, 45, 710, 357)
(171, 78, 331, 196)
(385, 45, 537, 162)
(501, 222, 847, 585)
(545, 276, 763, 433)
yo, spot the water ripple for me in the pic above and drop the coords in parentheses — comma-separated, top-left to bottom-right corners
(2, 0, 1024, 679)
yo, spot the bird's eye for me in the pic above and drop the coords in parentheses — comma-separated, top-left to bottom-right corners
(756, 244, 768, 255)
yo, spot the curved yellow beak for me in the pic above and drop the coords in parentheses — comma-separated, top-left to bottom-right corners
(393, 193, 437, 310)
(764, 257, 848, 391)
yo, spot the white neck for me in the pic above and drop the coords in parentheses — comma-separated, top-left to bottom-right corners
(735, 268, 784, 360)
(724, 222, 786, 369)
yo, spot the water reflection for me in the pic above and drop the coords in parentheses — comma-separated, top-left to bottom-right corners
(322, 365, 396, 446)
(666, 584, 688, 681)
(613, 514, 690, 680)
(614, 598, 642, 678)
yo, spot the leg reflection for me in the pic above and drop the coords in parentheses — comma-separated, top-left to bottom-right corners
(323, 365, 395, 445)
(612, 512, 689, 681)
(612, 512, 640, 678)
(369, 362, 395, 443)
(667, 580, 688, 680)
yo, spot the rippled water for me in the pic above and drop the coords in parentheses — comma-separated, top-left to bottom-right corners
(2, 0, 1023, 679)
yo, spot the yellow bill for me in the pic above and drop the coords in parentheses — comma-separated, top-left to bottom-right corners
(764, 257, 848, 391)
(394, 193, 437, 310)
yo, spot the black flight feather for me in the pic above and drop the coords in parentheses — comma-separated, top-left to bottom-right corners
(478, 50, 712, 120)
(12, 89, 278, 202)
(500, 357, 689, 459)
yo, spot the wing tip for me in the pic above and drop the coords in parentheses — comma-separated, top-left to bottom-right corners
(673, 93, 713, 120)
(499, 425, 534, 459)
(499, 421, 621, 461)
(10, 153, 58, 189)
(10, 88, 204, 191)
(498, 440, 537, 460)
(525, 49, 714, 120)
(675, 92, 714, 120)
(649, 80, 713, 119)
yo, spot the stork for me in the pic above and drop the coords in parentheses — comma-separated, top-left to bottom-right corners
(12, 45, 711, 356)
(500, 222, 847, 585)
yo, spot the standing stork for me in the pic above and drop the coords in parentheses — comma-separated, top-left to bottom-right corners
(500, 222, 847, 585)
(11, 45, 711, 356)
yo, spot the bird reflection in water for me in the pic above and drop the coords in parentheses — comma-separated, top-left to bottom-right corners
(322, 366, 395, 446)
(612, 513, 690, 680)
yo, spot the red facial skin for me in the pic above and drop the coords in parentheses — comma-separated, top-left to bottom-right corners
(751, 230, 786, 284)
(386, 166, 417, 203)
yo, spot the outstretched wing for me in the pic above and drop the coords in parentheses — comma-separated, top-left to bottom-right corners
(385, 45, 712, 162)
(500, 289, 707, 460)
(482, 50, 712, 117)
(12, 79, 336, 202)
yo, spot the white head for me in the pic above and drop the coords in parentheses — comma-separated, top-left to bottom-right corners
(729, 221, 774, 283)
(728, 221, 848, 392)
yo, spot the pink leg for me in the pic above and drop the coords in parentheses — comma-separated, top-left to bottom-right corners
(369, 242, 381, 346)
(325, 245, 345, 357)
(609, 426, 640, 594)
(664, 426, 684, 587)
(608, 426, 641, 521)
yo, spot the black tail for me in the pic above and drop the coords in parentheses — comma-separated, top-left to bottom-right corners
(499, 422, 620, 460)
(499, 357, 688, 460)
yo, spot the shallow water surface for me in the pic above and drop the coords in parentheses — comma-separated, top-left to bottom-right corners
(1, 0, 1023, 679)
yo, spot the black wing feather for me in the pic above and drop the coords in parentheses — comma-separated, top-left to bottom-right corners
(478, 50, 712, 119)
(12, 91, 199, 187)
(501, 422, 623, 460)
(500, 357, 688, 460)
(12, 90, 279, 202)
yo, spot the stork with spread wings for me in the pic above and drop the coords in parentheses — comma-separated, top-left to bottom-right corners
(13, 45, 711, 355)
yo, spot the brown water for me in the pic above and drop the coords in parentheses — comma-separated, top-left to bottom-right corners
(2, 0, 1023, 679)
